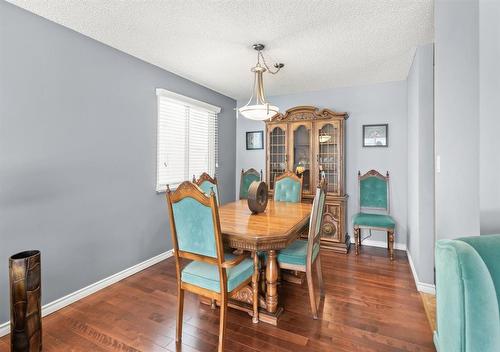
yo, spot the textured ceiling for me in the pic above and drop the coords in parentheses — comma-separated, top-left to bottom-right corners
(7, 0, 433, 99)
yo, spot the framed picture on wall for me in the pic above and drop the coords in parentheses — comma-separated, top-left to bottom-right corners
(363, 124, 388, 147)
(246, 130, 264, 150)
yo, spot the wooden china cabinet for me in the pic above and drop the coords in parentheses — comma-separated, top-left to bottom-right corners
(266, 106, 349, 253)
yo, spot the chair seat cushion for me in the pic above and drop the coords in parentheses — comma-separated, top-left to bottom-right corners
(277, 240, 319, 266)
(353, 212, 395, 229)
(181, 253, 254, 293)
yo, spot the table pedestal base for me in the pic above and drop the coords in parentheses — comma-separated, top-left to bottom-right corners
(199, 283, 284, 326)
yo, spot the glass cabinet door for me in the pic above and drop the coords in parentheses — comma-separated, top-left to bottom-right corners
(316, 122, 340, 194)
(291, 123, 312, 193)
(268, 125, 287, 190)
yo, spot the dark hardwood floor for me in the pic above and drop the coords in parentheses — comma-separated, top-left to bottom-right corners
(0, 246, 435, 351)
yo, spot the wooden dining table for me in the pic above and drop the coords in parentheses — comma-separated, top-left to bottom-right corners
(217, 199, 312, 325)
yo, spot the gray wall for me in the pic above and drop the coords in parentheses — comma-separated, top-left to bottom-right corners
(407, 44, 435, 285)
(236, 81, 409, 248)
(407, 50, 419, 274)
(0, 2, 236, 325)
(479, 0, 500, 234)
(434, 0, 480, 240)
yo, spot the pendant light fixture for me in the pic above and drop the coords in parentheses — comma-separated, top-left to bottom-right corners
(238, 44, 284, 121)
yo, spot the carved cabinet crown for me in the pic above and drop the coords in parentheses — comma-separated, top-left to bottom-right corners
(268, 106, 348, 123)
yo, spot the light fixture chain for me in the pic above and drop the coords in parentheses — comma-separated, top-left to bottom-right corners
(258, 51, 282, 75)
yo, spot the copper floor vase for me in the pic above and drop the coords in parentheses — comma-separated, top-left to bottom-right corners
(9, 250, 42, 352)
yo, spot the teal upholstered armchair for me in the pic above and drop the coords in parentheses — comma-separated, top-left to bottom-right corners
(239, 168, 262, 199)
(434, 234, 500, 352)
(193, 172, 220, 205)
(274, 171, 303, 203)
(166, 181, 259, 352)
(352, 170, 396, 260)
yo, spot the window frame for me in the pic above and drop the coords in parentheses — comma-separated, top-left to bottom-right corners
(156, 88, 221, 193)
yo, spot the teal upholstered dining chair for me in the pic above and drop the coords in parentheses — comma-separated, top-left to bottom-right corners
(239, 168, 262, 199)
(193, 172, 220, 205)
(434, 234, 500, 352)
(277, 184, 326, 319)
(353, 170, 396, 260)
(166, 181, 259, 352)
(274, 171, 303, 203)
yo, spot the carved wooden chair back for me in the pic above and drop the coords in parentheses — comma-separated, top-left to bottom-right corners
(274, 170, 303, 203)
(306, 185, 326, 270)
(239, 168, 262, 199)
(193, 172, 220, 205)
(358, 170, 390, 214)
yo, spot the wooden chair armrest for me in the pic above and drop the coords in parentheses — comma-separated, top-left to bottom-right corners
(222, 252, 250, 268)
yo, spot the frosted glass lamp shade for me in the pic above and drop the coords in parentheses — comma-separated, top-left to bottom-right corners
(239, 104, 279, 121)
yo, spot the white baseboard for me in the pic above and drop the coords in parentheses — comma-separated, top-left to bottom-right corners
(0, 322, 7, 337)
(0, 250, 173, 337)
(350, 238, 407, 251)
(407, 250, 436, 295)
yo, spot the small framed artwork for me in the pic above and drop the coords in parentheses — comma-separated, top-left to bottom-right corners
(363, 124, 389, 147)
(246, 130, 264, 150)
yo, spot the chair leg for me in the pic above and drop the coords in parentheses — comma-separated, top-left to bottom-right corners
(252, 252, 259, 323)
(388, 230, 395, 261)
(218, 293, 228, 352)
(316, 256, 325, 298)
(306, 268, 318, 319)
(354, 227, 360, 255)
(176, 286, 184, 343)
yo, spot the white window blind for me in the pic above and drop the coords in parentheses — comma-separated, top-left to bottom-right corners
(156, 89, 220, 192)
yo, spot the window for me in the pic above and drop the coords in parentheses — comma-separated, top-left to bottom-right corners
(156, 89, 220, 192)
